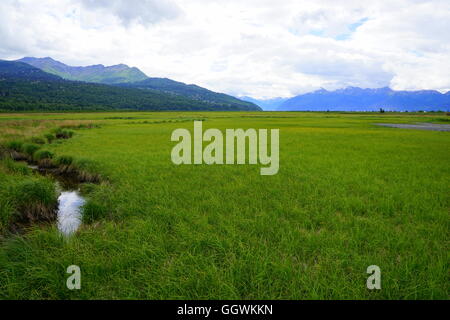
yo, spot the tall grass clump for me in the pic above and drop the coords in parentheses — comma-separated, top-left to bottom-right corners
(73, 158, 101, 183)
(33, 150, 54, 161)
(52, 128, 75, 140)
(0, 169, 58, 232)
(55, 155, 74, 166)
(1, 158, 31, 176)
(33, 150, 55, 168)
(82, 200, 108, 223)
(54, 155, 75, 174)
(6, 140, 23, 152)
(10, 178, 58, 226)
(4, 140, 27, 161)
(21, 143, 40, 157)
(44, 133, 56, 144)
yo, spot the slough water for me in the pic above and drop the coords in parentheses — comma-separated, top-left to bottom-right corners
(28, 165, 86, 236)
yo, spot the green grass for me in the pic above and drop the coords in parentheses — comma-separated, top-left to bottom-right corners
(0, 111, 448, 299)
(33, 150, 54, 161)
(0, 160, 58, 233)
(21, 143, 41, 157)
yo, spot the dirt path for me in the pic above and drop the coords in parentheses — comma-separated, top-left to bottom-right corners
(375, 123, 450, 132)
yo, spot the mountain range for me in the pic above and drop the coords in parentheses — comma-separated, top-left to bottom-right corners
(0, 58, 260, 112)
(239, 96, 289, 111)
(276, 87, 450, 112)
(16, 57, 255, 110)
(2, 56, 449, 112)
(18, 57, 148, 84)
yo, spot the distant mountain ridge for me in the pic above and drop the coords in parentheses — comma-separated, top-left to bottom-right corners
(120, 78, 256, 109)
(278, 87, 450, 111)
(0, 60, 261, 112)
(17, 57, 148, 84)
(239, 96, 289, 111)
(0, 60, 62, 81)
(17, 57, 257, 109)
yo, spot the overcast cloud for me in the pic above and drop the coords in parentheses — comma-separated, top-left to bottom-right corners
(0, 0, 449, 98)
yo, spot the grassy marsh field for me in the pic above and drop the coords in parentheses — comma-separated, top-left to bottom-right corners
(0, 111, 448, 299)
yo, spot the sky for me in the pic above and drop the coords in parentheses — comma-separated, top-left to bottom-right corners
(0, 0, 449, 99)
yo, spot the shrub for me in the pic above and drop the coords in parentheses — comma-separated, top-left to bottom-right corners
(21, 143, 41, 157)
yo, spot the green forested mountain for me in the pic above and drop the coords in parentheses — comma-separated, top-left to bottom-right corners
(17, 57, 257, 109)
(0, 60, 261, 112)
(120, 78, 257, 109)
(0, 60, 62, 81)
(17, 57, 148, 84)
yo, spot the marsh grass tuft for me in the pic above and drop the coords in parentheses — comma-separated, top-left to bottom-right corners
(1, 158, 31, 176)
(6, 140, 23, 152)
(6, 178, 58, 230)
(33, 150, 54, 161)
(82, 200, 108, 223)
(73, 158, 102, 183)
(55, 155, 74, 166)
(32, 149, 56, 168)
(44, 133, 56, 144)
(21, 143, 41, 158)
(53, 128, 75, 140)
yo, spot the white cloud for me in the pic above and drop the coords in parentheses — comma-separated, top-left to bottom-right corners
(79, 0, 181, 27)
(0, 0, 449, 98)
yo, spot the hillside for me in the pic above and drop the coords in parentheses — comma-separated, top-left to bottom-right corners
(17, 57, 148, 84)
(278, 87, 450, 111)
(0, 60, 261, 112)
(0, 60, 62, 81)
(120, 78, 257, 110)
(18, 57, 258, 109)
